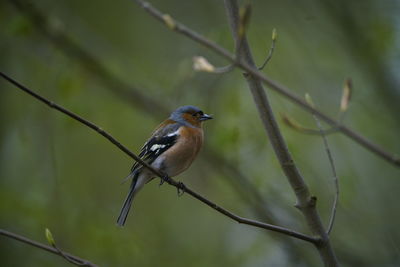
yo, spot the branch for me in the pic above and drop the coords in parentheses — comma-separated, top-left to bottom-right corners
(321, 123, 339, 235)
(8, 2, 310, 258)
(134, 0, 400, 168)
(44, 228, 92, 266)
(305, 94, 339, 235)
(259, 28, 277, 70)
(281, 113, 339, 136)
(0, 229, 99, 267)
(282, 79, 352, 137)
(0, 71, 317, 244)
(222, 1, 338, 266)
(192, 3, 252, 75)
(6, 5, 394, 264)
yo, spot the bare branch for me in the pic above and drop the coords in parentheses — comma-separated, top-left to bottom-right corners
(259, 28, 277, 70)
(0, 229, 99, 267)
(8, 3, 311, 258)
(282, 79, 353, 137)
(133, 0, 400, 168)
(305, 96, 340, 235)
(324, 143, 339, 235)
(222, 0, 338, 265)
(212, 64, 236, 74)
(10, 0, 398, 167)
(0, 71, 318, 244)
(282, 113, 339, 135)
(192, 3, 252, 74)
(44, 228, 92, 266)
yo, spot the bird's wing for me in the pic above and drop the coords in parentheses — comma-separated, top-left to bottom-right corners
(130, 121, 180, 173)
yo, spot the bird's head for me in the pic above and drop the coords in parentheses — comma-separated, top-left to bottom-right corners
(170, 105, 213, 127)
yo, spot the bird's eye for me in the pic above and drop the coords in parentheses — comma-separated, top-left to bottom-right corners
(192, 111, 203, 118)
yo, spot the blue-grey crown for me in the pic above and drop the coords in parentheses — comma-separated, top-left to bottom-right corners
(170, 105, 202, 122)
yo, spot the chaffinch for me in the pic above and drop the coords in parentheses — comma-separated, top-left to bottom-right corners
(117, 105, 212, 226)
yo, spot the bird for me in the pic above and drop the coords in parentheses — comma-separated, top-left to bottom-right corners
(117, 105, 213, 226)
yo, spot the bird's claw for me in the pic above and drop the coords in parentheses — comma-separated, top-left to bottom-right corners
(176, 182, 185, 197)
(159, 175, 170, 186)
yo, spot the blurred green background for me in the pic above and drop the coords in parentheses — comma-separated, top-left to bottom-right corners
(1, 0, 400, 266)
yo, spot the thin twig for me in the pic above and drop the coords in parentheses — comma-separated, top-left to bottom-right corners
(282, 113, 339, 136)
(53, 242, 90, 266)
(0, 229, 98, 267)
(0, 71, 318, 244)
(259, 29, 277, 70)
(55, 247, 89, 266)
(212, 64, 236, 74)
(310, 112, 339, 235)
(133, 0, 400, 168)
(289, 126, 338, 136)
(192, 3, 251, 74)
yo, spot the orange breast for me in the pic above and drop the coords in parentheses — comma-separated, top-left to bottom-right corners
(161, 126, 204, 177)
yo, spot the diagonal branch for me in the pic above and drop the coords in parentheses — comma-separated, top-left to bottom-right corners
(134, 0, 400, 168)
(0, 229, 99, 267)
(0, 71, 318, 244)
(8, 2, 310, 258)
(222, 1, 338, 266)
(5, 5, 394, 263)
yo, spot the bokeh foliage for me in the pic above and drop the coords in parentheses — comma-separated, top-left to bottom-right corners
(1, 0, 400, 266)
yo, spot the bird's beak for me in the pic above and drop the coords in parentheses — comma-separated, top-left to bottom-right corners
(200, 113, 213, 121)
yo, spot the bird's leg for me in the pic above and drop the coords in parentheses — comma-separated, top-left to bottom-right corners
(159, 174, 171, 186)
(176, 182, 186, 197)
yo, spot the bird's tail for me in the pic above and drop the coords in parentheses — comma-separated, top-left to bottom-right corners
(117, 172, 140, 227)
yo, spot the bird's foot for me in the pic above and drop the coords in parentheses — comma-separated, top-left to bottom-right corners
(177, 182, 186, 197)
(159, 174, 170, 186)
